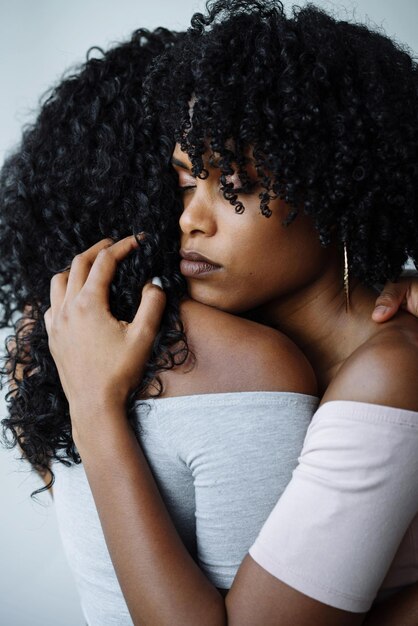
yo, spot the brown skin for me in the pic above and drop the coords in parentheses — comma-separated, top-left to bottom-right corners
(42, 135, 418, 626)
(372, 275, 418, 322)
(362, 584, 418, 626)
(176, 148, 332, 316)
(158, 302, 317, 399)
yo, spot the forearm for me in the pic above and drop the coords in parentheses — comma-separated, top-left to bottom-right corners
(73, 404, 418, 626)
(363, 585, 418, 626)
(74, 404, 226, 626)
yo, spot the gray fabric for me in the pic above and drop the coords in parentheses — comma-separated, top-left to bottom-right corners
(52, 391, 318, 626)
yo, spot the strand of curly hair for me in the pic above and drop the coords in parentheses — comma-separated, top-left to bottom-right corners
(0, 27, 189, 496)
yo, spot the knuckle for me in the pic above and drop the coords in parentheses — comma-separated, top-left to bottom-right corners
(145, 284, 166, 304)
(376, 292, 397, 304)
(72, 252, 87, 265)
(146, 288, 162, 304)
(97, 247, 113, 261)
(74, 294, 91, 312)
(138, 322, 157, 340)
(58, 304, 70, 322)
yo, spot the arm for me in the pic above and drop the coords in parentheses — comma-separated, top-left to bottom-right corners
(75, 409, 226, 626)
(45, 237, 418, 625)
(74, 400, 418, 626)
(363, 585, 418, 626)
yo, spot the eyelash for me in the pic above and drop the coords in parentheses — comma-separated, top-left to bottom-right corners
(178, 183, 256, 195)
(179, 185, 196, 194)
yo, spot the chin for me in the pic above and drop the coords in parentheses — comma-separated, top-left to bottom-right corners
(186, 283, 250, 315)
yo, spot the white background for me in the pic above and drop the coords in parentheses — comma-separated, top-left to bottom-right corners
(1, 1, 417, 624)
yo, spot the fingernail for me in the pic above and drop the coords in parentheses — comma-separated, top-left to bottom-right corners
(374, 305, 389, 316)
(151, 276, 163, 290)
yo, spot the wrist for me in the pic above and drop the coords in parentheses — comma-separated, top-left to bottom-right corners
(69, 400, 129, 451)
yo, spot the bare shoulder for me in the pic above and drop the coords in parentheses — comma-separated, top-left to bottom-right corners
(323, 315, 418, 412)
(158, 299, 317, 398)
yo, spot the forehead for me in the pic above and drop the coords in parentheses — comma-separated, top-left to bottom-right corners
(172, 143, 190, 160)
(172, 141, 256, 167)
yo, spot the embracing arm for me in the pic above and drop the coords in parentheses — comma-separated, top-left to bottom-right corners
(75, 400, 418, 626)
(45, 239, 418, 626)
(74, 402, 365, 626)
(75, 407, 226, 625)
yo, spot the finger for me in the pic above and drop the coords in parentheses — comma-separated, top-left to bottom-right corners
(81, 235, 142, 303)
(128, 279, 166, 351)
(64, 238, 115, 300)
(50, 270, 70, 312)
(44, 307, 52, 336)
(372, 280, 408, 323)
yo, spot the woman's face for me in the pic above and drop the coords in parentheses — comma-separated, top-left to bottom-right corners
(172, 143, 334, 315)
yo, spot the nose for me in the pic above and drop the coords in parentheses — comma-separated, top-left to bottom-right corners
(179, 185, 217, 238)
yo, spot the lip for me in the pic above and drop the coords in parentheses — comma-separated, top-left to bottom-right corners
(179, 249, 222, 277)
(180, 250, 220, 264)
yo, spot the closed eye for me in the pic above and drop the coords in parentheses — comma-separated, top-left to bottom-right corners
(179, 185, 196, 193)
(178, 183, 256, 194)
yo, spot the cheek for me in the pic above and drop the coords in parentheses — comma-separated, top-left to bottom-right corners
(188, 222, 282, 311)
(186, 245, 281, 314)
(184, 209, 321, 313)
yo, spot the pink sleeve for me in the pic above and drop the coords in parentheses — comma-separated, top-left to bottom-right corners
(249, 401, 418, 612)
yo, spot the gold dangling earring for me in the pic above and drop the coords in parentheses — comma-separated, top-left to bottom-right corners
(343, 242, 350, 313)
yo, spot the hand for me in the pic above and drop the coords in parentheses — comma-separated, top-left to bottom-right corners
(44, 236, 166, 434)
(372, 276, 418, 322)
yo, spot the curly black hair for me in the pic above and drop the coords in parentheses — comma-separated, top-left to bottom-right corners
(0, 27, 188, 494)
(147, 0, 418, 286)
(3, 1, 418, 494)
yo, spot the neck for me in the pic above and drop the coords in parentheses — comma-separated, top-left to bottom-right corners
(250, 264, 378, 394)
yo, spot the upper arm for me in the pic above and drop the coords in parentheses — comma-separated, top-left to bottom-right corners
(233, 335, 418, 625)
(227, 555, 364, 626)
(158, 299, 317, 398)
(322, 327, 418, 411)
(226, 395, 418, 625)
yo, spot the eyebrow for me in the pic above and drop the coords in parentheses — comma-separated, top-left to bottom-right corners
(171, 154, 223, 171)
(171, 157, 191, 170)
